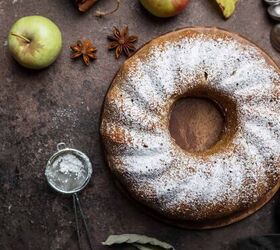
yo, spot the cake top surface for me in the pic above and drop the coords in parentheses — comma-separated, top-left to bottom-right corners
(101, 28, 280, 221)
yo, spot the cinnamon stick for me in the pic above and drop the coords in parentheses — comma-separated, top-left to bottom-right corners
(76, 0, 98, 12)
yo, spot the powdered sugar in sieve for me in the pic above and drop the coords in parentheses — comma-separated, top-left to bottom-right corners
(45, 143, 92, 194)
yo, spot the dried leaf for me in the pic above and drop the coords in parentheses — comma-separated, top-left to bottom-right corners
(133, 243, 165, 250)
(102, 234, 175, 250)
(215, 0, 239, 18)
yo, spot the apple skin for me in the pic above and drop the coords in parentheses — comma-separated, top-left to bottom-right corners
(8, 16, 62, 70)
(140, 0, 190, 18)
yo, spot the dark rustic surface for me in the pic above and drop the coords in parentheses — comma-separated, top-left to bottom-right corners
(0, 1, 279, 249)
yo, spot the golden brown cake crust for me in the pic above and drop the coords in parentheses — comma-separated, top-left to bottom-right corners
(100, 27, 280, 229)
(113, 175, 280, 229)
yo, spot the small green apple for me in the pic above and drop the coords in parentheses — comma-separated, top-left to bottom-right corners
(8, 16, 62, 70)
(140, 0, 190, 18)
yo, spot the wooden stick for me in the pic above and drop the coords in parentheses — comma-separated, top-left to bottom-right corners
(76, 0, 98, 12)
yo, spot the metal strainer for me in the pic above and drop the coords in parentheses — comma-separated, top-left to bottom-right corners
(45, 142, 93, 250)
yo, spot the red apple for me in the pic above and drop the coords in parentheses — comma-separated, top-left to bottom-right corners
(140, 0, 190, 18)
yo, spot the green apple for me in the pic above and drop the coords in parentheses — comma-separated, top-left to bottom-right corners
(8, 16, 62, 70)
(140, 0, 190, 18)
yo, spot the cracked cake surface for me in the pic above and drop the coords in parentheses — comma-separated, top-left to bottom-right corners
(100, 27, 280, 228)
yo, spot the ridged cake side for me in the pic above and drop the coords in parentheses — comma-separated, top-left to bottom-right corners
(100, 28, 280, 223)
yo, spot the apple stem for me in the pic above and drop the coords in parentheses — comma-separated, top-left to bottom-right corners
(11, 33, 31, 43)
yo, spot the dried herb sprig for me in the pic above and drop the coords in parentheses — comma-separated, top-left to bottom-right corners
(95, 0, 121, 17)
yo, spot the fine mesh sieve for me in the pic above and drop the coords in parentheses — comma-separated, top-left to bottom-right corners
(45, 142, 93, 250)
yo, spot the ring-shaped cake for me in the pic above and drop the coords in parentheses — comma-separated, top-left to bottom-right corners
(100, 27, 280, 229)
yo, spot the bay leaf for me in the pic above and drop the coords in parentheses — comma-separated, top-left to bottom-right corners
(215, 0, 239, 18)
(133, 243, 165, 250)
(102, 234, 175, 250)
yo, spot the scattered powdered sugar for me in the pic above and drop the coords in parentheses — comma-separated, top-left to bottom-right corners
(101, 29, 280, 219)
(52, 107, 78, 129)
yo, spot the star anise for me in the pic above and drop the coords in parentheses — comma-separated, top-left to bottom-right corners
(70, 39, 97, 66)
(108, 26, 138, 59)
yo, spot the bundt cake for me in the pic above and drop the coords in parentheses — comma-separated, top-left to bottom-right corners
(100, 27, 280, 229)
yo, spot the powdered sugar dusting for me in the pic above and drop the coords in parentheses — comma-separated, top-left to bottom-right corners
(101, 29, 280, 220)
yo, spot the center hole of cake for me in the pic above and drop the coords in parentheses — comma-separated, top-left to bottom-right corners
(169, 97, 225, 153)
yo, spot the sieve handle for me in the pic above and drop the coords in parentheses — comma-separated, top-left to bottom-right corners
(74, 193, 94, 250)
(57, 142, 67, 151)
(73, 194, 82, 250)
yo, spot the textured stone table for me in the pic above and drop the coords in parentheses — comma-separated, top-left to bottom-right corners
(0, 0, 279, 249)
